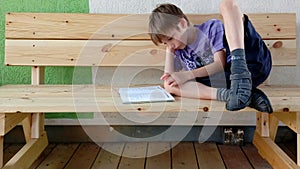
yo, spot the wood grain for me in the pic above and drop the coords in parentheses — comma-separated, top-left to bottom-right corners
(6, 13, 296, 40)
(5, 39, 296, 66)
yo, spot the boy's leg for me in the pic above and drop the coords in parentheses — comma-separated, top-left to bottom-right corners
(219, 0, 252, 110)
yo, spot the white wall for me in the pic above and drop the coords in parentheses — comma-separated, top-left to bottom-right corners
(90, 0, 300, 85)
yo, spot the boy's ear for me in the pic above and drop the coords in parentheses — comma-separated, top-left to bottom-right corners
(178, 18, 188, 30)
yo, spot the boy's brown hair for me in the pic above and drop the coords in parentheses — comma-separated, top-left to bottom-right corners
(149, 3, 190, 46)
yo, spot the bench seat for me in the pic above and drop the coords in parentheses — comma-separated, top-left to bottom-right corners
(0, 84, 299, 114)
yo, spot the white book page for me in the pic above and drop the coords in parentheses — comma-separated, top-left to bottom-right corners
(118, 86, 175, 104)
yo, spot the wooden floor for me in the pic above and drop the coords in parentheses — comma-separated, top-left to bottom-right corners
(4, 142, 273, 169)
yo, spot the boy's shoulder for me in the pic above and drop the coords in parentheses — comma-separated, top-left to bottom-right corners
(195, 19, 224, 33)
(196, 19, 223, 28)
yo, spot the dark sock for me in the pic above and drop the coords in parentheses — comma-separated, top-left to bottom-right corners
(230, 48, 249, 74)
(217, 88, 230, 102)
(225, 48, 252, 111)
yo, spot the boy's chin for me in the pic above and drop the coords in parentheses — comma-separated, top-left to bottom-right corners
(177, 44, 186, 50)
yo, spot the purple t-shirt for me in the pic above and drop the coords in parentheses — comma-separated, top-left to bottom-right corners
(174, 19, 225, 71)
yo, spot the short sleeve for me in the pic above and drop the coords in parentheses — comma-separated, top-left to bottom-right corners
(174, 55, 183, 71)
(208, 20, 225, 54)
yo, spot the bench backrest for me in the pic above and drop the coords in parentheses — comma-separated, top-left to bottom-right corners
(5, 13, 297, 69)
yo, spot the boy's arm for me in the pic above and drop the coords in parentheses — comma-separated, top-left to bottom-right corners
(164, 47, 175, 74)
(191, 49, 226, 78)
(168, 49, 226, 86)
(161, 47, 175, 80)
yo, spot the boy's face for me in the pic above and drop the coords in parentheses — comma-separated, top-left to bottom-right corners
(161, 20, 188, 50)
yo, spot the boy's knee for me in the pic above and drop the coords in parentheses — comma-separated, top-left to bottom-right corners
(219, 0, 238, 13)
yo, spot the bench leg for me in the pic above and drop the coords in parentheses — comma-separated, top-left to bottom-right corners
(0, 136, 3, 168)
(256, 112, 269, 137)
(253, 112, 300, 169)
(31, 113, 44, 138)
(2, 132, 48, 169)
(0, 113, 48, 168)
(298, 133, 300, 166)
(22, 115, 32, 143)
(269, 114, 279, 141)
(253, 132, 299, 169)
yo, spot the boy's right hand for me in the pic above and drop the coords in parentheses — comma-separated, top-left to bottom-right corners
(160, 73, 177, 87)
(160, 73, 170, 81)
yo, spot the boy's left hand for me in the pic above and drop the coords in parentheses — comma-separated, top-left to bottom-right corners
(169, 71, 192, 86)
(161, 73, 177, 87)
(161, 71, 193, 87)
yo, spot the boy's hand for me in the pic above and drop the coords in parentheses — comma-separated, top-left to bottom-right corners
(160, 73, 171, 81)
(161, 71, 193, 87)
(161, 73, 177, 87)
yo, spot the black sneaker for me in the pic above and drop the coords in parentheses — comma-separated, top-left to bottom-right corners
(249, 88, 273, 113)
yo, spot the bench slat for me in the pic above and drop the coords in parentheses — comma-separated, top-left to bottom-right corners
(0, 85, 299, 113)
(1, 85, 300, 97)
(5, 39, 296, 66)
(6, 13, 296, 40)
(5, 40, 165, 66)
(266, 40, 297, 66)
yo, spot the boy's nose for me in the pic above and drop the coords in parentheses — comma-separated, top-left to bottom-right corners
(168, 43, 175, 49)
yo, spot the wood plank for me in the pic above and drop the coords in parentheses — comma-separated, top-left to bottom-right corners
(31, 66, 45, 85)
(5, 39, 296, 66)
(188, 13, 296, 40)
(5, 40, 165, 67)
(91, 142, 124, 169)
(194, 142, 225, 169)
(256, 112, 269, 137)
(146, 142, 171, 169)
(241, 144, 273, 169)
(36, 143, 79, 169)
(0, 85, 299, 114)
(0, 137, 4, 168)
(3, 144, 23, 165)
(1, 84, 299, 97)
(218, 145, 252, 169)
(21, 114, 31, 143)
(297, 112, 300, 134)
(3, 132, 48, 169)
(64, 143, 100, 169)
(118, 142, 147, 169)
(269, 114, 279, 141)
(0, 113, 30, 136)
(31, 65, 45, 139)
(29, 144, 56, 169)
(273, 112, 298, 133)
(265, 39, 297, 66)
(6, 13, 296, 40)
(171, 142, 198, 169)
(253, 131, 299, 169)
(297, 134, 300, 166)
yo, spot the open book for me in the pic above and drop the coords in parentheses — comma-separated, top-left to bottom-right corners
(118, 85, 175, 104)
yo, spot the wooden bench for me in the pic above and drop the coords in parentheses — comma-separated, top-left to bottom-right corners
(1, 12, 299, 168)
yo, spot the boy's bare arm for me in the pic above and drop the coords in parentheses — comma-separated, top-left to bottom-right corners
(165, 49, 226, 87)
(191, 49, 226, 78)
(164, 47, 175, 74)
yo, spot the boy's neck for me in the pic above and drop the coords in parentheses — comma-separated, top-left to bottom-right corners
(187, 26, 198, 45)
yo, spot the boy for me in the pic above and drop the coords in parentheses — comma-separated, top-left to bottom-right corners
(148, 0, 273, 113)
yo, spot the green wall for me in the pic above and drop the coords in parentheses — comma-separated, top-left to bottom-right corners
(0, 0, 92, 118)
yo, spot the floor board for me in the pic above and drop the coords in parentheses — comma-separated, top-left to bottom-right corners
(3, 142, 275, 169)
(218, 144, 254, 169)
